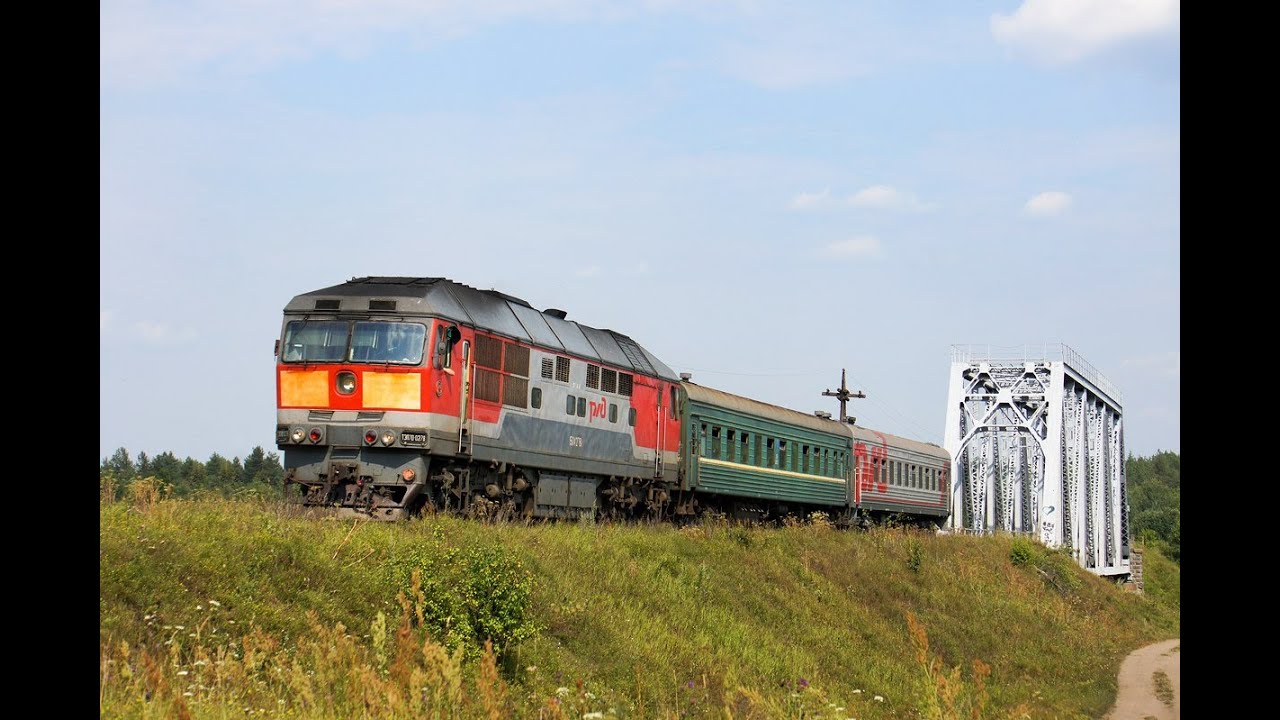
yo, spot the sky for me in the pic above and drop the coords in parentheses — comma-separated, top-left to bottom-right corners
(100, 0, 1180, 464)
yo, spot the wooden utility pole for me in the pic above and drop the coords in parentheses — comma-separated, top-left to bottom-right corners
(822, 368, 865, 423)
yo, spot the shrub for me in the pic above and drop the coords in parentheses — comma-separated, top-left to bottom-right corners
(386, 543, 537, 658)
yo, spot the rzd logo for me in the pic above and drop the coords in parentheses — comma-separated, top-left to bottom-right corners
(588, 395, 607, 421)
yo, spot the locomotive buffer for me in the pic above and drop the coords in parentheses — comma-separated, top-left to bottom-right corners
(822, 369, 865, 424)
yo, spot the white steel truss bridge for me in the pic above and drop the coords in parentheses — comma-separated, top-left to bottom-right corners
(943, 344, 1130, 578)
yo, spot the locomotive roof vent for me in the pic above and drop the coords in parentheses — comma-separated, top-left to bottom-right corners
(369, 299, 397, 311)
(814, 411, 832, 419)
(680, 372, 692, 381)
(315, 299, 340, 310)
(545, 308, 568, 319)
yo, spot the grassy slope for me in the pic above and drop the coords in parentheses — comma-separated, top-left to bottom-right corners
(100, 499, 1179, 719)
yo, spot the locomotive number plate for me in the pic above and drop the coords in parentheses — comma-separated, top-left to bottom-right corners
(400, 432, 428, 446)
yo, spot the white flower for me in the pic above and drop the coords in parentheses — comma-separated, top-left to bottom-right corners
(852, 689, 862, 694)
(209, 600, 221, 607)
(556, 687, 570, 697)
(584, 714, 603, 720)
(585, 692, 596, 700)
(196, 605, 204, 611)
(183, 691, 194, 697)
(177, 671, 189, 676)
(874, 695, 884, 702)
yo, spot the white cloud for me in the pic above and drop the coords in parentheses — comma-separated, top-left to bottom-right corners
(133, 322, 198, 344)
(847, 185, 935, 212)
(575, 266, 602, 278)
(101, 0, 637, 88)
(789, 188, 832, 210)
(1024, 191, 1073, 216)
(717, 33, 873, 90)
(822, 236, 881, 257)
(991, 0, 1179, 65)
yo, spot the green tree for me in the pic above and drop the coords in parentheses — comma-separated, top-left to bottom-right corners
(1127, 451, 1180, 563)
(102, 448, 136, 481)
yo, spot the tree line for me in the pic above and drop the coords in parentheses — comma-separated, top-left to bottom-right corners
(100, 446, 285, 498)
(1126, 450, 1179, 563)
(100, 445, 1179, 563)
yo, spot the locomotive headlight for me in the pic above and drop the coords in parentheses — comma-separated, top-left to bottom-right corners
(364, 430, 377, 445)
(308, 427, 323, 443)
(380, 431, 395, 446)
(290, 427, 306, 444)
(336, 371, 357, 395)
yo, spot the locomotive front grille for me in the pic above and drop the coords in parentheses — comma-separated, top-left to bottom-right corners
(328, 425, 364, 447)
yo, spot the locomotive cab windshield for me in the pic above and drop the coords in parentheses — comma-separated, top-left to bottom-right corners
(281, 319, 426, 365)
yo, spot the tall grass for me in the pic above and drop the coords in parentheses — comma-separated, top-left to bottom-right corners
(101, 495, 1179, 719)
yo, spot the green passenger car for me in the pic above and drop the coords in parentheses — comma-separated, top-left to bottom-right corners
(680, 382, 854, 513)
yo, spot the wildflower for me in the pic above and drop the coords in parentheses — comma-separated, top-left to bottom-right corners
(686, 681, 695, 689)
(874, 695, 884, 702)
(585, 692, 597, 700)
(177, 671, 190, 676)
(526, 665, 538, 673)
(209, 600, 221, 607)
(175, 625, 186, 630)
(584, 714, 604, 720)
(196, 605, 204, 611)
(836, 708, 845, 712)
(852, 689, 863, 694)
(797, 677, 809, 689)
(556, 687, 571, 697)
(183, 691, 194, 697)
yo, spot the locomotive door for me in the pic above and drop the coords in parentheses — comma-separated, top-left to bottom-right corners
(655, 383, 665, 478)
(458, 339, 472, 454)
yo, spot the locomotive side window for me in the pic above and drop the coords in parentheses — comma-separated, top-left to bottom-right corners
(609, 403, 618, 423)
(566, 395, 576, 415)
(434, 324, 460, 369)
(726, 429, 737, 461)
(629, 408, 636, 426)
(669, 386, 678, 419)
(711, 426, 722, 458)
(531, 388, 542, 409)
(577, 397, 587, 417)
(741, 432, 750, 465)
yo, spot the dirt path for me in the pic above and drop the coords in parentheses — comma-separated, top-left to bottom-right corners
(1103, 638, 1179, 720)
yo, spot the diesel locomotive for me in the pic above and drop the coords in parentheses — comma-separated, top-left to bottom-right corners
(275, 277, 950, 527)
